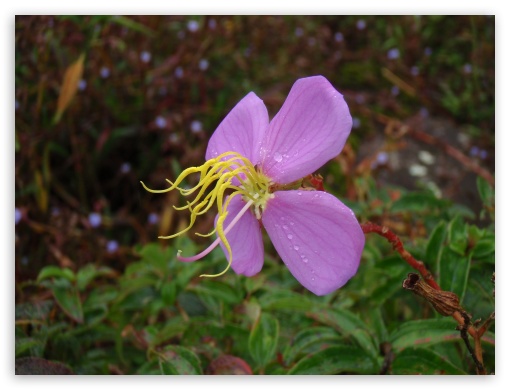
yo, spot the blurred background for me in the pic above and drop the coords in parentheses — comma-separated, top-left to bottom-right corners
(15, 16, 495, 375)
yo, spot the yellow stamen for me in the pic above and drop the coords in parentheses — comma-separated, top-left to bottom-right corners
(141, 151, 274, 277)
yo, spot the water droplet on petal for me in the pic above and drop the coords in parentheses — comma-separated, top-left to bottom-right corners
(274, 152, 283, 163)
(283, 225, 288, 230)
(303, 258, 309, 263)
(287, 234, 293, 240)
(290, 222, 295, 226)
(297, 191, 302, 196)
(294, 245, 300, 251)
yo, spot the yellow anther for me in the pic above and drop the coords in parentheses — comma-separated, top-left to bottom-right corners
(141, 151, 273, 278)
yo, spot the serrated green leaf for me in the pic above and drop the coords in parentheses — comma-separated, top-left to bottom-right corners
(389, 318, 458, 351)
(392, 347, 467, 374)
(249, 312, 279, 369)
(156, 345, 203, 375)
(288, 345, 377, 374)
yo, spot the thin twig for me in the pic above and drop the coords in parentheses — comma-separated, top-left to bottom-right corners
(360, 221, 440, 290)
(362, 221, 488, 374)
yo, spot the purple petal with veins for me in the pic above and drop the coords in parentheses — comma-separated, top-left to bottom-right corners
(262, 190, 364, 295)
(259, 76, 352, 184)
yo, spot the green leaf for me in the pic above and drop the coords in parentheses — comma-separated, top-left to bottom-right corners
(391, 192, 449, 213)
(156, 345, 203, 375)
(37, 266, 75, 283)
(392, 347, 467, 374)
(437, 246, 471, 302)
(389, 318, 458, 351)
(283, 327, 343, 365)
(51, 285, 84, 323)
(15, 338, 43, 358)
(476, 176, 494, 207)
(259, 289, 316, 312)
(471, 237, 495, 259)
(425, 221, 447, 265)
(160, 280, 178, 306)
(76, 264, 115, 291)
(307, 308, 379, 358)
(191, 280, 242, 305)
(248, 312, 279, 369)
(288, 345, 377, 375)
(447, 215, 467, 253)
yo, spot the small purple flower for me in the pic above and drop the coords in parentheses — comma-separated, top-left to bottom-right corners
(140, 51, 152, 63)
(410, 66, 420, 76)
(78, 79, 87, 91)
(334, 32, 344, 42)
(295, 27, 304, 37)
(106, 240, 119, 253)
(88, 212, 102, 228)
(190, 120, 203, 133)
(142, 76, 365, 296)
(352, 117, 361, 129)
(148, 213, 159, 225)
(187, 20, 200, 32)
(174, 66, 184, 79)
(198, 59, 209, 71)
(356, 19, 366, 30)
(463, 63, 473, 74)
(387, 48, 400, 60)
(469, 146, 480, 157)
(424, 47, 433, 57)
(100, 67, 110, 79)
(15, 100, 20, 111)
(120, 162, 131, 174)
(208, 18, 217, 30)
(479, 149, 488, 160)
(391, 86, 400, 96)
(155, 116, 167, 129)
(15, 208, 22, 225)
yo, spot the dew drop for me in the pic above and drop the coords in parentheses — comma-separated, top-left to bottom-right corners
(283, 225, 289, 230)
(303, 258, 309, 263)
(297, 191, 302, 196)
(287, 234, 293, 240)
(294, 245, 300, 251)
(290, 222, 295, 226)
(274, 152, 283, 162)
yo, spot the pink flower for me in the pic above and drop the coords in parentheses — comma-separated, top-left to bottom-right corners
(142, 76, 365, 296)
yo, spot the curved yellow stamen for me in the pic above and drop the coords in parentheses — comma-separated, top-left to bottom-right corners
(141, 151, 274, 278)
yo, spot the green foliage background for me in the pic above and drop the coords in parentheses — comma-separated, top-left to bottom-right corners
(15, 16, 495, 375)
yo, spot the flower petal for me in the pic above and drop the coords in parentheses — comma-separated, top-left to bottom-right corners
(260, 75, 352, 184)
(262, 190, 364, 295)
(206, 92, 268, 165)
(215, 195, 265, 277)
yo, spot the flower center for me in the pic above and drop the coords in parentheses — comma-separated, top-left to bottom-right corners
(140, 151, 273, 277)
